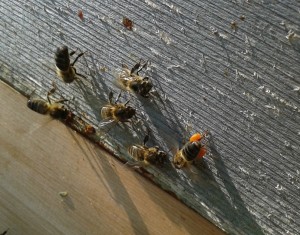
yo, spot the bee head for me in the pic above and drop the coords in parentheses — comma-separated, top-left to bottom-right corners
(56, 45, 69, 55)
(115, 106, 136, 120)
(129, 81, 139, 92)
(27, 99, 33, 109)
(125, 106, 136, 118)
(157, 151, 167, 164)
(141, 78, 153, 94)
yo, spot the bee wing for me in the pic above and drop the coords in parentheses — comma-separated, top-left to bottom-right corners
(128, 145, 144, 161)
(117, 77, 133, 91)
(115, 68, 132, 91)
(98, 118, 116, 128)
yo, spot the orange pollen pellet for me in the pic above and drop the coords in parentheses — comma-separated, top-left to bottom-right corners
(189, 133, 202, 142)
(198, 147, 207, 158)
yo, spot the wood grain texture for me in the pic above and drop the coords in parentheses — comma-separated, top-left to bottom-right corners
(0, 81, 225, 235)
(0, 1, 299, 234)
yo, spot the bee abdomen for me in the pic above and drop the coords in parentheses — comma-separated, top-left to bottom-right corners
(55, 46, 70, 71)
(27, 100, 49, 114)
(128, 145, 146, 161)
(182, 141, 202, 161)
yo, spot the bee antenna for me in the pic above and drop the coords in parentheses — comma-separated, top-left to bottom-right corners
(115, 91, 122, 103)
(130, 61, 141, 75)
(125, 161, 143, 168)
(69, 48, 77, 56)
(143, 135, 149, 146)
(137, 59, 148, 74)
(49, 81, 66, 101)
(108, 91, 114, 104)
(71, 50, 86, 66)
(124, 99, 131, 106)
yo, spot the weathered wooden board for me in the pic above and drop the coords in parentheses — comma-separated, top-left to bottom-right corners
(0, 81, 225, 235)
(0, 1, 300, 234)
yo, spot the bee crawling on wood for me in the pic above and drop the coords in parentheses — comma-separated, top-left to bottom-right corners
(99, 91, 136, 129)
(128, 135, 167, 166)
(27, 83, 70, 119)
(55, 45, 86, 83)
(117, 60, 153, 98)
(173, 131, 209, 169)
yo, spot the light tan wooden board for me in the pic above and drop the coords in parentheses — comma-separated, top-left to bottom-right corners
(0, 81, 225, 235)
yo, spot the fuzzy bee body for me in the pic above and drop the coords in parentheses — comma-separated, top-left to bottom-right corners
(27, 99, 50, 115)
(128, 136, 167, 165)
(101, 103, 135, 123)
(100, 91, 136, 128)
(27, 99, 69, 119)
(27, 83, 69, 119)
(117, 61, 153, 98)
(128, 145, 149, 162)
(55, 46, 70, 71)
(55, 46, 85, 83)
(173, 132, 208, 169)
(129, 144, 167, 165)
(56, 67, 76, 83)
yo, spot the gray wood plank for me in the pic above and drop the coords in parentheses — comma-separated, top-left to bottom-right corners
(1, 0, 299, 234)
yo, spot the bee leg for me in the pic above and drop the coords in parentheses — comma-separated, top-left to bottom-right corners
(125, 161, 139, 167)
(136, 60, 148, 74)
(46, 83, 57, 104)
(69, 48, 78, 56)
(54, 98, 69, 104)
(71, 51, 85, 66)
(47, 82, 57, 96)
(130, 61, 141, 75)
(115, 91, 122, 103)
(75, 72, 87, 79)
(125, 160, 147, 168)
(190, 166, 198, 175)
(124, 99, 131, 106)
(122, 64, 129, 69)
(143, 135, 149, 146)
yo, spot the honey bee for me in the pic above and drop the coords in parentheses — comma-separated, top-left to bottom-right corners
(27, 83, 69, 119)
(55, 45, 86, 83)
(117, 60, 153, 98)
(128, 135, 167, 165)
(173, 131, 209, 169)
(100, 91, 136, 127)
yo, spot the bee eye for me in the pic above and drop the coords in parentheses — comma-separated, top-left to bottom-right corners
(189, 133, 202, 142)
